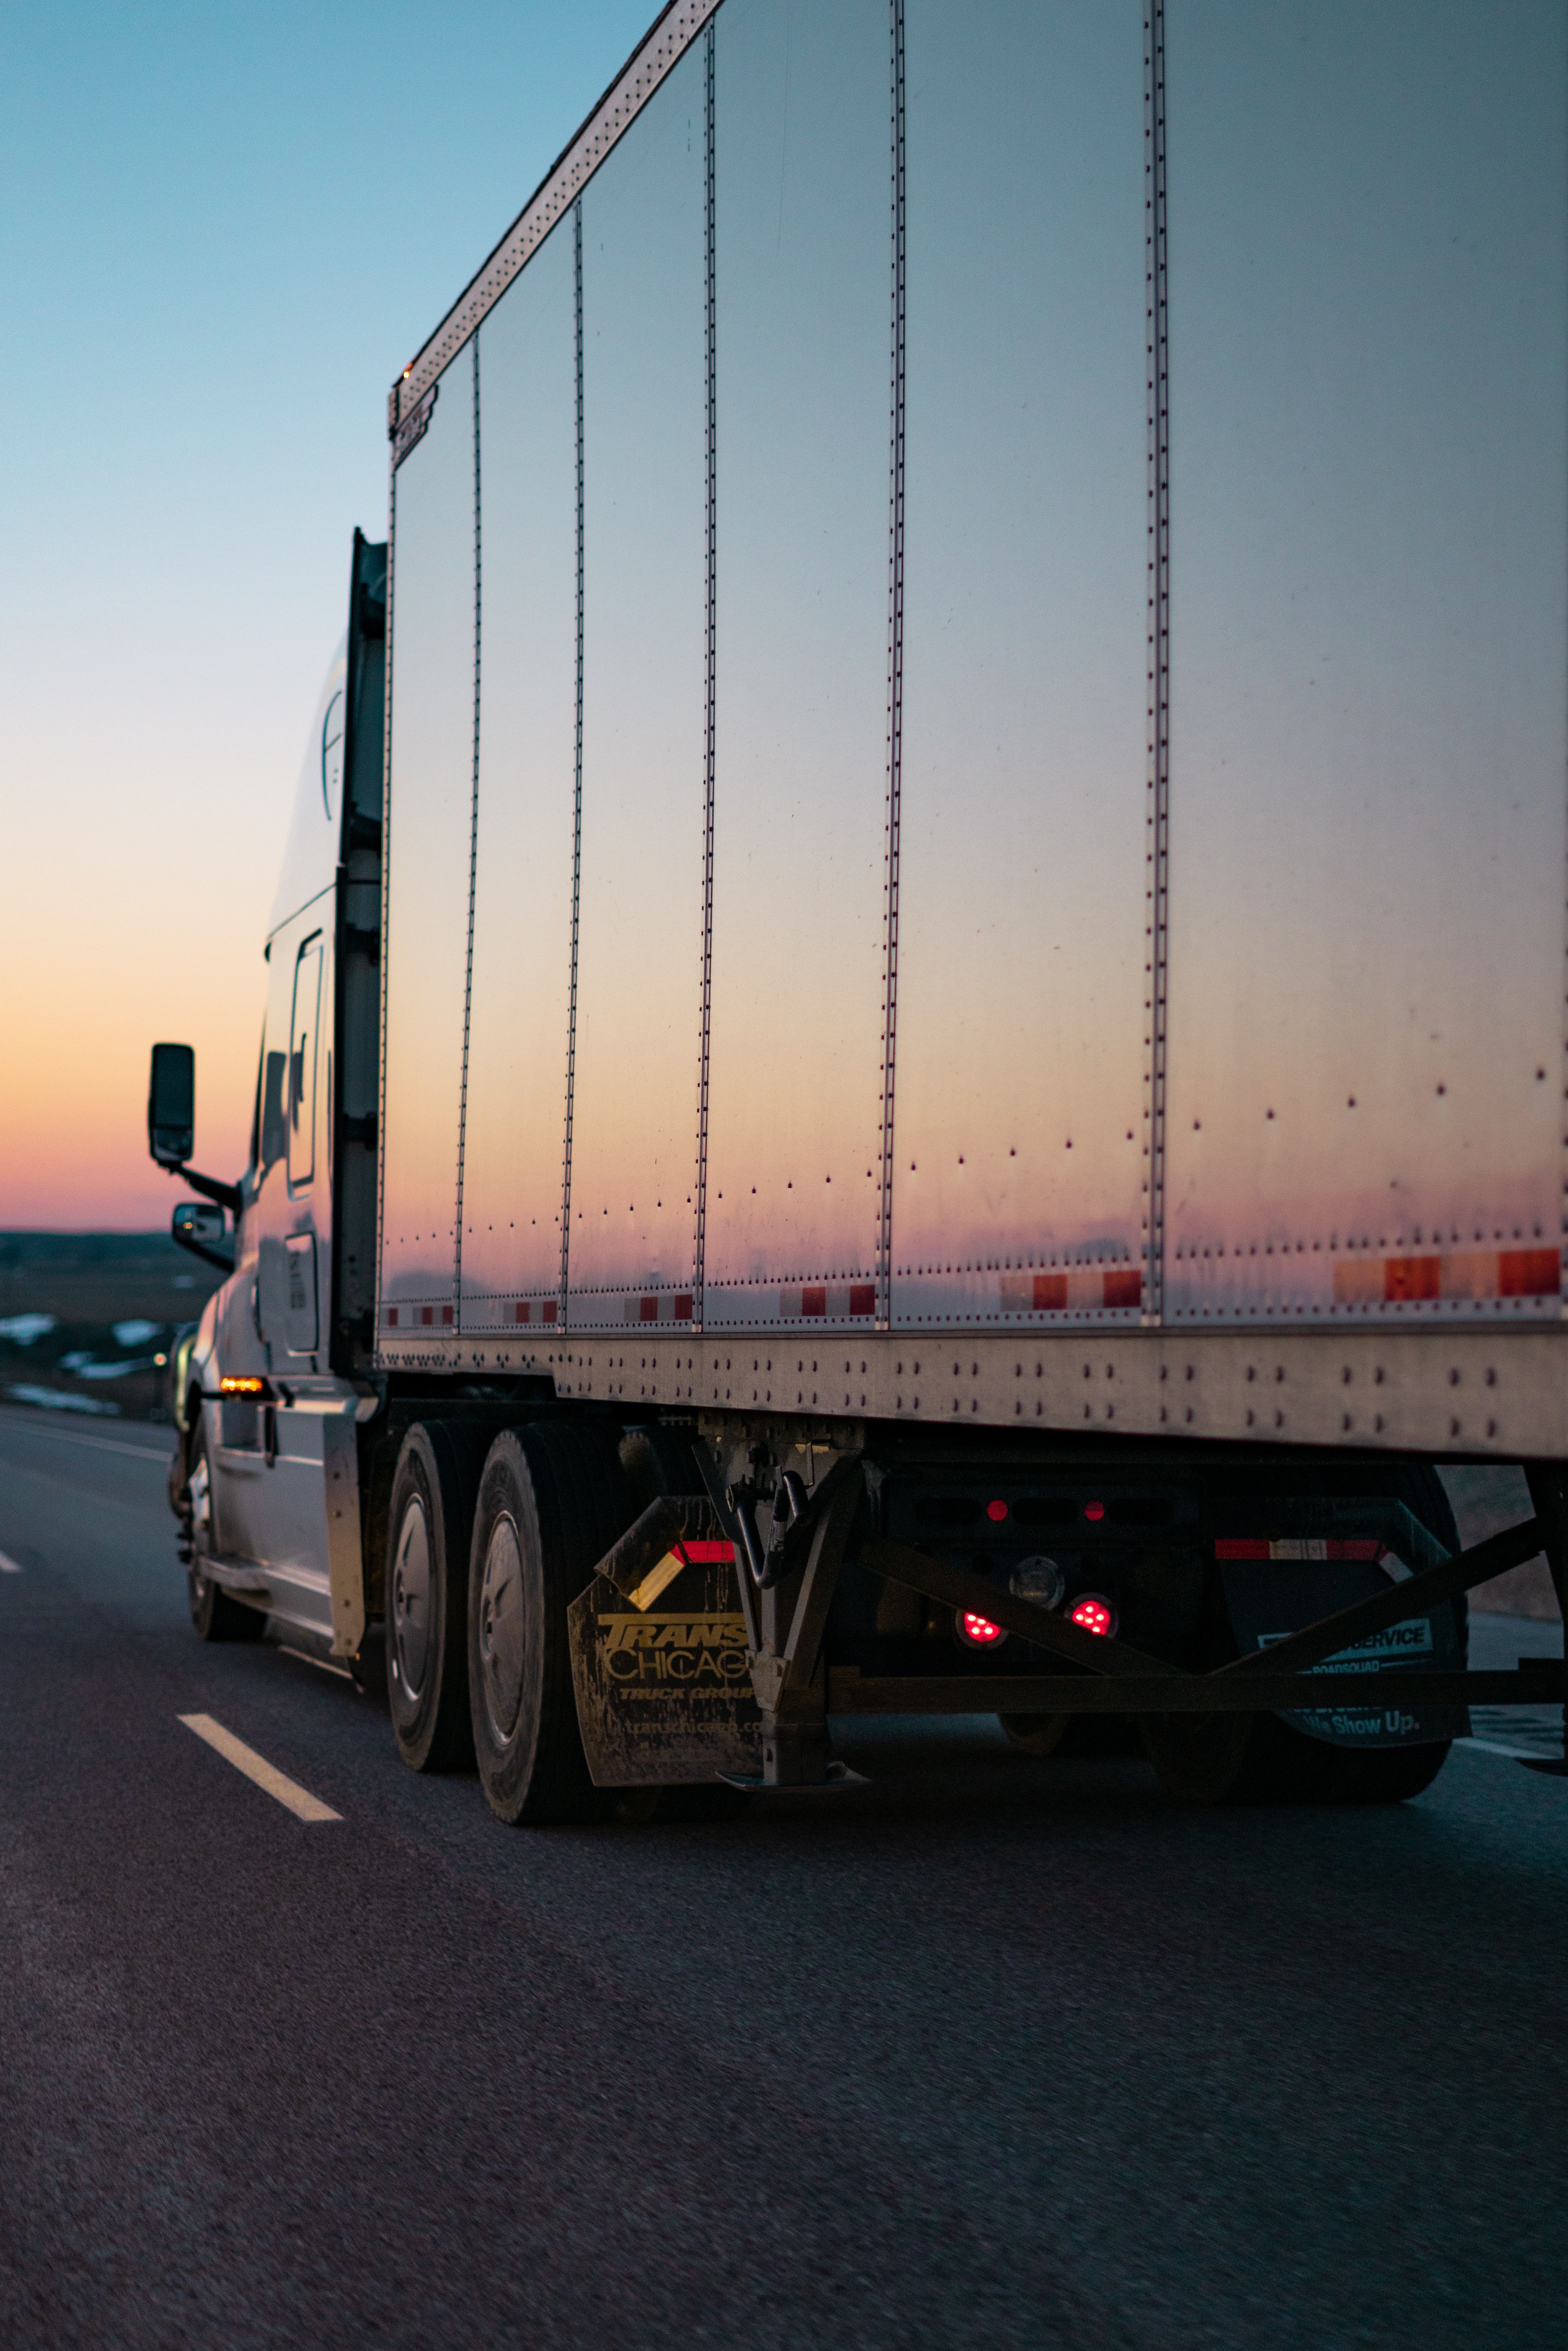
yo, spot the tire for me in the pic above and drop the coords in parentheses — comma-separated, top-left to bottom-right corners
(998, 1713, 1070, 1758)
(1143, 1461, 1463, 1805)
(184, 1430, 265, 1644)
(999, 1702, 1140, 1766)
(1151, 1707, 1370, 1806)
(1141, 1709, 1258, 1805)
(1351, 1739, 1453, 1804)
(468, 1420, 631, 1826)
(385, 1422, 480, 1772)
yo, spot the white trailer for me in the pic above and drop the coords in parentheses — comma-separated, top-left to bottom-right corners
(150, 0, 1568, 1814)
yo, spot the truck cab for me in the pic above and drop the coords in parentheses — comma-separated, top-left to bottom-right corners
(151, 533, 386, 1654)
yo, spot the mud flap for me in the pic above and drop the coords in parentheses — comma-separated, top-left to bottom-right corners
(1221, 1544, 1469, 1748)
(568, 1548, 764, 1786)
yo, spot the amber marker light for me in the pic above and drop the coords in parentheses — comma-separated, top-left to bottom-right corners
(1070, 1595, 1116, 1638)
(219, 1375, 269, 1397)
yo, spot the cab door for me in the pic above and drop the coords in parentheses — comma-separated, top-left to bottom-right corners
(276, 930, 323, 1354)
(224, 911, 344, 1634)
(256, 924, 327, 1364)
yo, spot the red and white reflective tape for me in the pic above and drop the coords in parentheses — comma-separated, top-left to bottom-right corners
(777, 1283, 875, 1319)
(999, 1268, 1142, 1312)
(1333, 1248, 1559, 1306)
(622, 1293, 694, 1325)
(626, 1534, 735, 1611)
(1215, 1538, 1382, 1561)
(512, 1299, 559, 1326)
(384, 1304, 453, 1329)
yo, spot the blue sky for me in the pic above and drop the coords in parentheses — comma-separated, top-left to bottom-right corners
(0, 0, 650, 1223)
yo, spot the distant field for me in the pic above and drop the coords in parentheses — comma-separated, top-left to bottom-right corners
(0, 1231, 224, 1423)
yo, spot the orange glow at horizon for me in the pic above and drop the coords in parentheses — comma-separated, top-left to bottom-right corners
(1, 745, 275, 1232)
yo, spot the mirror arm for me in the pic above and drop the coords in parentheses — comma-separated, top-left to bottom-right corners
(161, 1161, 242, 1215)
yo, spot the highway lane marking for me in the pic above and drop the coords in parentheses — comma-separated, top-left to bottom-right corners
(178, 1714, 342, 1822)
(0, 1551, 21, 1574)
(0, 1413, 171, 1464)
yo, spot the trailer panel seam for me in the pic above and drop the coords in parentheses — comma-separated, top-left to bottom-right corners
(1143, 0, 1170, 1328)
(878, 0, 906, 1332)
(454, 333, 482, 1323)
(694, 17, 717, 1337)
(561, 199, 586, 1327)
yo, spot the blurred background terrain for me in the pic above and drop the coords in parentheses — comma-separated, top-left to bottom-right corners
(0, 1233, 222, 1424)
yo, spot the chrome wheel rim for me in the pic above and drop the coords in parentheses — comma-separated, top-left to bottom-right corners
(390, 1495, 432, 1701)
(187, 1450, 214, 1610)
(189, 1452, 213, 1553)
(479, 1513, 525, 1742)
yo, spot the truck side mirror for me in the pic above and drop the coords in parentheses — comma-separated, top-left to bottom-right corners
(173, 1201, 225, 1244)
(148, 1042, 196, 1167)
(171, 1198, 234, 1276)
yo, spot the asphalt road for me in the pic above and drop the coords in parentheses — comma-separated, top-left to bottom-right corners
(2, 1405, 1565, 2351)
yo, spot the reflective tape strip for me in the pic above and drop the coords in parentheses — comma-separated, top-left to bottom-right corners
(777, 1283, 875, 1319)
(512, 1299, 559, 1325)
(627, 1552, 685, 1610)
(1333, 1248, 1559, 1306)
(627, 1538, 733, 1612)
(622, 1292, 694, 1325)
(999, 1267, 1142, 1313)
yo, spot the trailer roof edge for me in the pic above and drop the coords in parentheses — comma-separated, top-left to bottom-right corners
(387, 0, 719, 432)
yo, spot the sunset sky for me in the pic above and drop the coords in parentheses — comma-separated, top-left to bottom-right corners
(0, 0, 648, 1229)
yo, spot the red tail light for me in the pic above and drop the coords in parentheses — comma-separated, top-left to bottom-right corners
(1070, 1594, 1116, 1638)
(957, 1609, 1007, 1648)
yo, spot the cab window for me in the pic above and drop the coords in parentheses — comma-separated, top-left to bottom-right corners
(288, 936, 323, 1192)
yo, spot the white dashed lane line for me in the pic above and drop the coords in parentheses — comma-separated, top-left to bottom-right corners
(0, 1552, 21, 1574)
(178, 1714, 342, 1823)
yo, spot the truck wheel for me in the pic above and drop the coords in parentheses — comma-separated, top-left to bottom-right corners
(1350, 1741, 1453, 1804)
(1140, 1709, 1257, 1805)
(385, 1422, 478, 1772)
(468, 1421, 629, 1826)
(1145, 1461, 1464, 1805)
(185, 1432, 265, 1643)
(998, 1713, 1069, 1757)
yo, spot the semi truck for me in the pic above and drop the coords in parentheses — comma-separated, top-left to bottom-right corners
(148, 0, 1568, 1819)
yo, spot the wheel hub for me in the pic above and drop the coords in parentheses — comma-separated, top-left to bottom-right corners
(391, 1496, 432, 1701)
(479, 1513, 525, 1740)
